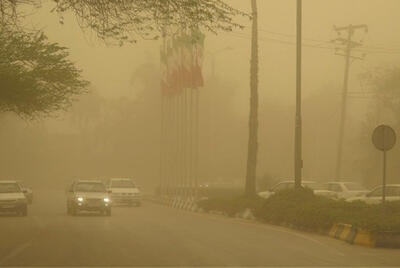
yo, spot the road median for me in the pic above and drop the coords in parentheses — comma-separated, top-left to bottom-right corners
(148, 188, 400, 248)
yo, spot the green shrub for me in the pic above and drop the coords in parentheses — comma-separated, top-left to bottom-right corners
(255, 188, 400, 232)
(198, 195, 264, 217)
(198, 187, 400, 233)
(198, 187, 244, 199)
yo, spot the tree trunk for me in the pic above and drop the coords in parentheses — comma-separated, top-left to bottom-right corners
(245, 0, 259, 197)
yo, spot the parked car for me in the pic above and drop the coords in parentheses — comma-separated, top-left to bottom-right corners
(20, 185, 33, 204)
(325, 181, 369, 199)
(66, 180, 112, 216)
(346, 184, 400, 204)
(0, 180, 28, 216)
(257, 180, 337, 199)
(106, 178, 142, 207)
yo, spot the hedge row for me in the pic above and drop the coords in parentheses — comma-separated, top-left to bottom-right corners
(197, 188, 400, 233)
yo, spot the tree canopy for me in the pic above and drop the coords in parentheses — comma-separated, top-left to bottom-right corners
(0, 27, 88, 118)
(0, 0, 245, 118)
(1, 0, 247, 44)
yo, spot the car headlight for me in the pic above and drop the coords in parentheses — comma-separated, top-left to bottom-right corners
(76, 197, 84, 202)
(103, 197, 110, 203)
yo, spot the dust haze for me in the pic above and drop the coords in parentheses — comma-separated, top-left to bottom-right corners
(1, 0, 400, 266)
(2, 0, 398, 189)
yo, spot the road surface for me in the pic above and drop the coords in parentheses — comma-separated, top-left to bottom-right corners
(1, 189, 400, 267)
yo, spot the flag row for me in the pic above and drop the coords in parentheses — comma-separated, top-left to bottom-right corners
(161, 30, 205, 96)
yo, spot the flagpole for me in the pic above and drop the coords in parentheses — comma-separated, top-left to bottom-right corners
(183, 89, 188, 199)
(165, 97, 170, 196)
(194, 88, 199, 200)
(159, 94, 165, 196)
(174, 94, 179, 197)
(188, 88, 194, 199)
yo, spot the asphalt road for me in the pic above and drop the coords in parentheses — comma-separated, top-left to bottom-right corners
(1, 189, 400, 267)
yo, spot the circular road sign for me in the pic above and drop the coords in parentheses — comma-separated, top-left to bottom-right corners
(372, 125, 396, 151)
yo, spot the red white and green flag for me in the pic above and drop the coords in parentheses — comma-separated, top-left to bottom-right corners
(161, 30, 205, 97)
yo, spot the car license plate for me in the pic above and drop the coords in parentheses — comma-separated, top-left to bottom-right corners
(87, 200, 102, 206)
(0, 205, 14, 209)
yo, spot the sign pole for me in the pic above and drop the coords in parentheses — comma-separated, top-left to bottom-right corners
(372, 124, 396, 205)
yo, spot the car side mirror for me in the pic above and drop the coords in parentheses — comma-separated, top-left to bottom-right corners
(22, 189, 27, 194)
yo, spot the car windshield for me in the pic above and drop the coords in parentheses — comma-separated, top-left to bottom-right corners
(0, 183, 21, 193)
(303, 182, 327, 191)
(344, 183, 366, 191)
(111, 180, 135, 188)
(75, 183, 106, 192)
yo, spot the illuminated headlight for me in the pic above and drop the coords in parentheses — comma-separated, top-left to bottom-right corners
(76, 197, 84, 202)
(103, 197, 110, 203)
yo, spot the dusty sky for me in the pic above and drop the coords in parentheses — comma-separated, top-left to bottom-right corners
(18, 0, 400, 182)
(26, 0, 400, 107)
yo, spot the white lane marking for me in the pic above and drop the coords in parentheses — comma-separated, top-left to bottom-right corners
(0, 216, 47, 265)
(0, 241, 32, 265)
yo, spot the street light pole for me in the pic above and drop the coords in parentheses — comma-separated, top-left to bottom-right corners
(294, 0, 303, 189)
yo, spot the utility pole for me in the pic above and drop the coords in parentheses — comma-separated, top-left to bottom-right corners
(334, 24, 368, 180)
(294, 0, 302, 189)
(245, 0, 259, 197)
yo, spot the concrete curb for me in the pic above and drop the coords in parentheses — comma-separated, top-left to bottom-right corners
(328, 223, 400, 248)
(375, 232, 400, 248)
(146, 196, 256, 220)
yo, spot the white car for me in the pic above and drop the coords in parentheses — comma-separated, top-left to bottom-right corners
(107, 178, 142, 207)
(257, 180, 337, 199)
(346, 184, 400, 204)
(0, 180, 28, 216)
(325, 181, 369, 199)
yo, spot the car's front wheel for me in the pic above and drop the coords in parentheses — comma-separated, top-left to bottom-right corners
(19, 205, 28, 217)
(104, 208, 111, 216)
(71, 206, 78, 216)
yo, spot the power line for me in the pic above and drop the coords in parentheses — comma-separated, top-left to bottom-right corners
(228, 27, 400, 54)
(225, 31, 337, 50)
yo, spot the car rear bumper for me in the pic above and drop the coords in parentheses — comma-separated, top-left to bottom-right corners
(0, 203, 26, 212)
(112, 196, 141, 205)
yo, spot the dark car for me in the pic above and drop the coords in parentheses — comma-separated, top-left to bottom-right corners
(66, 180, 112, 216)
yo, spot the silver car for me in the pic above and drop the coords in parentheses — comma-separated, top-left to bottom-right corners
(0, 180, 28, 216)
(107, 178, 142, 207)
(258, 180, 337, 199)
(347, 184, 400, 204)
